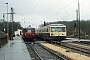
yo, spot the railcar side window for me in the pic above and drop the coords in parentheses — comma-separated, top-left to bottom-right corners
(51, 27, 55, 32)
(27, 30, 31, 32)
(23, 29, 27, 32)
(31, 29, 35, 32)
(62, 27, 65, 32)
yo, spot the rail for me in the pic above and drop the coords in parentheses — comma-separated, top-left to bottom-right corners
(26, 42, 71, 60)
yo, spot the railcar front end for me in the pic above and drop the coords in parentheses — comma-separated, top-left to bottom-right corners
(50, 26, 66, 41)
(22, 28, 36, 42)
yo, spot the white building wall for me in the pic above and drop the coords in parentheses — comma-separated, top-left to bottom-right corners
(14, 29, 22, 36)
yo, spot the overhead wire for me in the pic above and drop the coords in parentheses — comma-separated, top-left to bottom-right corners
(80, 0, 90, 11)
(29, 0, 40, 16)
(24, 0, 40, 27)
(57, 0, 77, 12)
(27, 0, 35, 14)
(56, 0, 89, 21)
(13, 0, 19, 9)
(57, 0, 88, 16)
(23, 0, 40, 21)
(13, 0, 35, 19)
(78, 0, 90, 20)
(11, 0, 90, 22)
(47, 0, 89, 20)
(21, 0, 35, 21)
(46, 0, 62, 13)
(47, 0, 77, 18)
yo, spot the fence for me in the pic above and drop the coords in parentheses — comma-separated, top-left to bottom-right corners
(0, 36, 7, 48)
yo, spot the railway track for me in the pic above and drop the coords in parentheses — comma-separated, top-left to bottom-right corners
(73, 41, 90, 46)
(50, 40, 90, 57)
(66, 43, 90, 50)
(61, 43, 90, 56)
(26, 42, 71, 60)
(34, 38, 90, 57)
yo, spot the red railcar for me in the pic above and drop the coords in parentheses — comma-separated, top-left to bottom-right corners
(22, 27, 36, 42)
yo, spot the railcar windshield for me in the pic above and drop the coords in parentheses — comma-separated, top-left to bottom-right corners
(23, 29, 27, 32)
(27, 29, 35, 32)
(51, 27, 56, 32)
(23, 28, 35, 32)
(27, 30, 31, 32)
(31, 29, 35, 32)
(51, 27, 66, 32)
(56, 27, 62, 32)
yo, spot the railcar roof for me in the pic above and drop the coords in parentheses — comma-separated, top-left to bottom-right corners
(22, 27, 35, 29)
(36, 24, 66, 30)
(47, 24, 66, 26)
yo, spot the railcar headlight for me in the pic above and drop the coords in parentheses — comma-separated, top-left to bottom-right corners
(62, 34, 64, 35)
(32, 34, 34, 35)
(51, 34, 53, 35)
(25, 34, 26, 35)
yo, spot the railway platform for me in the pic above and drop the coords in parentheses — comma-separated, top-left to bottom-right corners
(0, 36, 31, 60)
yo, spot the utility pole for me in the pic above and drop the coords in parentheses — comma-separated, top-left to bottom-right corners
(5, 3, 9, 35)
(9, 7, 16, 40)
(76, 9, 78, 38)
(10, 7, 14, 40)
(78, 0, 80, 39)
(3, 14, 5, 32)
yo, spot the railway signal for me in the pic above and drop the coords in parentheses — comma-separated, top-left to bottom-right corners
(44, 21, 46, 26)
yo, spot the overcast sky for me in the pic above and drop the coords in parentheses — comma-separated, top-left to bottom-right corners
(0, 0, 90, 28)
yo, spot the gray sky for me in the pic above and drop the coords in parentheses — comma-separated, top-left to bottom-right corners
(0, 0, 90, 28)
